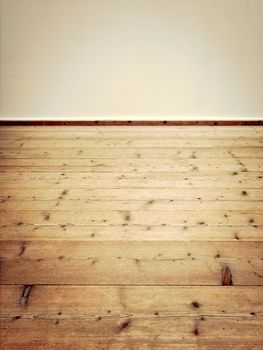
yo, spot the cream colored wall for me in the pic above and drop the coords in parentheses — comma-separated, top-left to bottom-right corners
(1, 0, 263, 119)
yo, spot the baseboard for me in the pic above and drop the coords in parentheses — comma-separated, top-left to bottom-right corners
(0, 120, 262, 126)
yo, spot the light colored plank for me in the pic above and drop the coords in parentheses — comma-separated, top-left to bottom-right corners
(2, 241, 262, 259)
(0, 125, 262, 137)
(0, 210, 261, 226)
(0, 137, 262, 148)
(0, 171, 262, 189)
(1, 166, 261, 173)
(0, 147, 263, 159)
(0, 158, 262, 172)
(0, 126, 262, 137)
(0, 224, 261, 241)
(0, 166, 260, 173)
(0, 175, 262, 188)
(1, 200, 262, 211)
(1, 241, 262, 285)
(0, 188, 261, 200)
(1, 171, 261, 179)
(1, 131, 223, 139)
(1, 317, 262, 349)
(1, 258, 261, 285)
(1, 285, 262, 318)
(0, 130, 262, 139)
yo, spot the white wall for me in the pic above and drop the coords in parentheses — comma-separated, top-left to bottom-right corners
(1, 0, 263, 119)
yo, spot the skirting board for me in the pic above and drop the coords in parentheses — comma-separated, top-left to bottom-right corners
(0, 116, 262, 125)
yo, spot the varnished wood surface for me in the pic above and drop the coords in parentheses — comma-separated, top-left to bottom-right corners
(0, 126, 262, 349)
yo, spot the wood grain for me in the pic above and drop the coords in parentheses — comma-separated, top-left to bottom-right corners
(0, 158, 262, 173)
(1, 199, 262, 211)
(1, 317, 262, 350)
(0, 125, 262, 349)
(1, 147, 263, 159)
(0, 210, 262, 226)
(1, 285, 262, 318)
(2, 241, 262, 259)
(1, 188, 262, 200)
(1, 137, 262, 148)
(0, 224, 262, 241)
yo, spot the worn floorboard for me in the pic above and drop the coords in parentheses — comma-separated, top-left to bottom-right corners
(0, 126, 262, 349)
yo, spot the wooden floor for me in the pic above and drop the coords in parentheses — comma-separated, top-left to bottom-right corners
(0, 125, 262, 349)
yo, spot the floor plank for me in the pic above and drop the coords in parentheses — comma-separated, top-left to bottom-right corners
(1, 199, 262, 211)
(1, 176, 262, 188)
(1, 240, 262, 285)
(2, 258, 261, 285)
(2, 241, 262, 259)
(0, 188, 262, 200)
(0, 224, 261, 241)
(0, 137, 262, 148)
(1, 317, 262, 350)
(0, 125, 261, 137)
(0, 209, 262, 226)
(0, 158, 262, 172)
(1, 147, 263, 159)
(1, 285, 262, 318)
